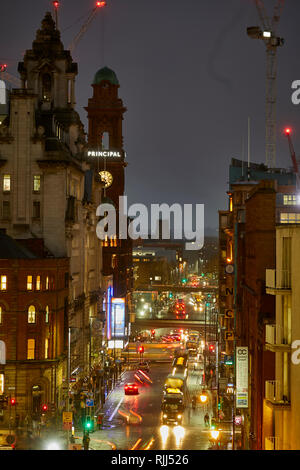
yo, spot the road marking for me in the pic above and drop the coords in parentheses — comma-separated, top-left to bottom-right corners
(108, 396, 124, 422)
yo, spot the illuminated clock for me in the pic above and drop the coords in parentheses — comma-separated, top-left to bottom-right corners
(99, 170, 113, 188)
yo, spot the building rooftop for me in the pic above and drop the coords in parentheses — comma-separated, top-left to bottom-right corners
(93, 66, 119, 86)
(0, 233, 36, 259)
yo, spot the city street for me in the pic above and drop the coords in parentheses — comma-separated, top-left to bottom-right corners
(75, 359, 213, 451)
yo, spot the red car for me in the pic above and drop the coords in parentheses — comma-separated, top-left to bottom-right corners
(124, 383, 139, 395)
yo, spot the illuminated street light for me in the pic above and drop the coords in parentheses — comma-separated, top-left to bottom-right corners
(210, 429, 220, 440)
(200, 392, 208, 404)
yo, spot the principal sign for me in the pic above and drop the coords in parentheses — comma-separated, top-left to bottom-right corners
(87, 150, 122, 158)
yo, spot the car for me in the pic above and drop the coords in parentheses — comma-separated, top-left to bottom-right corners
(124, 383, 139, 395)
(138, 361, 150, 372)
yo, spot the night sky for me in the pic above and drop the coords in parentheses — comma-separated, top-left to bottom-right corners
(1, 0, 300, 233)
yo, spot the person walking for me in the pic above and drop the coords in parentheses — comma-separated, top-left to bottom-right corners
(204, 412, 210, 427)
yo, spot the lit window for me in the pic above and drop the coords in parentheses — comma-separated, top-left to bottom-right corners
(280, 212, 300, 224)
(283, 195, 297, 206)
(0, 306, 2, 324)
(0, 276, 7, 291)
(33, 175, 41, 192)
(28, 305, 36, 324)
(27, 339, 35, 360)
(0, 374, 4, 394)
(3, 175, 11, 192)
(45, 338, 49, 359)
(45, 306, 49, 323)
(46, 277, 49, 290)
(36, 276, 41, 291)
(27, 275, 33, 291)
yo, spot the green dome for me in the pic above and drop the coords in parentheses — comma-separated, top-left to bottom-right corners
(93, 66, 119, 85)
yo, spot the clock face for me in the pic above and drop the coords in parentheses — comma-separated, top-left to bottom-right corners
(99, 170, 113, 188)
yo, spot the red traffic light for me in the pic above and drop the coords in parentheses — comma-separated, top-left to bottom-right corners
(10, 398, 16, 406)
(138, 346, 144, 353)
(42, 404, 48, 412)
(209, 344, 215, 352)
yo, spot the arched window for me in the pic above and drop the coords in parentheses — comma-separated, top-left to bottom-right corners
(28, 305, 36, 324)
(42, 73, 51, 102)
(45, 306, 49, 324)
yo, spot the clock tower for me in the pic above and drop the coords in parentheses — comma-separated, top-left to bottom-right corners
(85, 66, 127, 209)
(85, 66, 132, 303)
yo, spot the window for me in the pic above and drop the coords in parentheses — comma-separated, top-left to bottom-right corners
(42, 73, 51, 101)
(45, 338, 49, 359)
(45, 306, 49, 324)
(33, 201, 40, 219)
(0, 374, 4, 394)
(36, 276, 41, 291)
(46, 277, 49, 290)
(283, 195, 297, 206)
(0, 306, 2, 324)
(2, 201, 10, 219)
(28, 305, 36, 324)
(280, 212, 300, 224)
(0, 276, 7, 291)
(33, 175, 41, 192)
(27, 339, 35, 360)
(3, 175, 11, 192)
(27, 275, 33, 291)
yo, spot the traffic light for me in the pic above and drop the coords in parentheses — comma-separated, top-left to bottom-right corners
(169, 292, 173, 299)
(209, 344, 215, 353)
(85, 415, 93, 432)
(10, 398, 16, 406)
(138, 346, 144, 354)
(41, 404, 48, 412)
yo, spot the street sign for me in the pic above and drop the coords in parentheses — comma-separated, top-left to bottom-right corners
(63, 411, 73, 430)
(86, 399, 94, 407)
(236, 347, 249, 408)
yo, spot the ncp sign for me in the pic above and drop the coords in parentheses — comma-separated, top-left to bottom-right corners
(0, 341, 6, 365)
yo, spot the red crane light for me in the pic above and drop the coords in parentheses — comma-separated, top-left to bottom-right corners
(285, 127, 292, 135)
(53, 1, 59, 8)
(96, 1, 106, 7)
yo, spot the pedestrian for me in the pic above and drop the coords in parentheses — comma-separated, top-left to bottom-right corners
(97, 414, 102, 430)
(83, 432, 90, 451)
(204, 413, 210, 427)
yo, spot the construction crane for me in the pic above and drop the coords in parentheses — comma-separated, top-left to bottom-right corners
(0, 64, 21, 88)
(68, 1, 107, 54)
(284, 127, 299, 187)
(247, 0, 285, 169)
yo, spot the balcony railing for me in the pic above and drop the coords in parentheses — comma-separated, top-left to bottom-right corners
(266, 269, 291, 292)
(265, 380, 290, 406)
(265, 437, 280, 450)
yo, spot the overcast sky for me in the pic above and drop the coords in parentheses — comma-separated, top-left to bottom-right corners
(1, 0, 300, 233)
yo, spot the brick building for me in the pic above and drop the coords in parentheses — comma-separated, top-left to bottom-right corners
(0, 233, 69, 425)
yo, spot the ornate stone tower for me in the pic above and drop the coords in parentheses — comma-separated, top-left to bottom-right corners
(85, 66, 127, 208)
